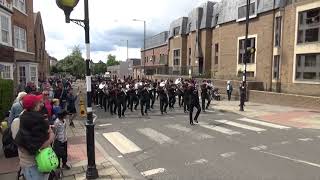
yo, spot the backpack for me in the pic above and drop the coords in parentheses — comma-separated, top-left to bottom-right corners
(2, 128, 18, 158)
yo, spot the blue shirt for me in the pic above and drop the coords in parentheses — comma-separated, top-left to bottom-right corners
(8, 101, 24, 127)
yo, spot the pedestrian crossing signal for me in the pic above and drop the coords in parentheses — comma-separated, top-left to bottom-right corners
(79, 93, 86, 117)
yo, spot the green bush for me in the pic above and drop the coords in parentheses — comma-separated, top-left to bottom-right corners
(0, 79, 14, 120)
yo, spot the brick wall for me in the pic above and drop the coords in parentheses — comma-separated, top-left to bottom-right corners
(0, 45, 14, 63)
(211, 11, 275, 90)
(169, 36, 188, 67)
(249, 90, 320, 111)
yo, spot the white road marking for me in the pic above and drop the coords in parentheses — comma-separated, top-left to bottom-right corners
(261, 151, 320, 168)
(217, 113, 224, 116)
(98, 123, 112, 127)
(141, 168, 166, 177)
(185, 159, 208, 166)
(220, 152, 236, 158)
(199, 123, 241, 135)
(117, 155, 123, 158)
(298, 138, 313, 142)
(165, 124, 214, 140)
(238, 118, 291, 129)
(137, 128, 178, 145)
(103, 132, 142, 154)
(216, 120, 266, 132)
(251, 145, 268, 151)
(206, 110, 215, 113)
(281, 141, 290, 145)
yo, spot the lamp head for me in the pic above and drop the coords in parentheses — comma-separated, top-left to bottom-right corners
(56, 0, 80, 23)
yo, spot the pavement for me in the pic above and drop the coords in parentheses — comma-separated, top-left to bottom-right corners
(0, 117, 145, 180)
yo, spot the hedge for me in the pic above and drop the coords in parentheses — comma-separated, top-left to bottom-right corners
(0, 79, 14, 120)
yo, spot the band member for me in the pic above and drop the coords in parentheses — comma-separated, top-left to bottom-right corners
(127, 84, 136, 112)
(157, 83, 168, 114)
(168, 83, 176, 109)
(116, 84, 127, 118)
(102, 85, 109, 112)
(189, 83, 201, 125)
(183, 82, 189, 113)
(201, 80, 209, 112)
(150, 81, 157, 109)
(176, 84, 183, 108)
(138, 84, 149, 116)
(109, 85, 117, 115)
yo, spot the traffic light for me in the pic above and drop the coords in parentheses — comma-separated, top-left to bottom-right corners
(244, 47, 256, 63)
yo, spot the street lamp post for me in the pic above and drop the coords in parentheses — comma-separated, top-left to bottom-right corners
(240, 0, 251, 111)
(133, 19, 146, 78)
(56, 0, 98, 179)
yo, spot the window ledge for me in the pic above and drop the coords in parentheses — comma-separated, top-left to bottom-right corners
(293, 80, 320, 84)
(14, 48, 35, 55)
(296, 41, 320, 46)
(13, 6, 27, 16)
(0, 42, 12, 47)
(236, 14, 257, 22)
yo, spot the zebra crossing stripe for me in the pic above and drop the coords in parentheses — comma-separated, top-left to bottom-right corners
(141, 168, 166, 177)
(165, 124, 214, 140)
(103, 132, 142, 154)
(215, 120, 266, 132)
(199, 123, 241, 135)
(137, 128, 178, 145)
(238, 118, 291, 129)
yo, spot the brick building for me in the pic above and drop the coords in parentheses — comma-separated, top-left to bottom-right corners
(0, 0, 14, 80)
(34, 12, 49, 81)
(12, 0, 38, 86)
(148, 0, 319, 97)
(141, 31, 169, 78)
(131, 58, 142, 79)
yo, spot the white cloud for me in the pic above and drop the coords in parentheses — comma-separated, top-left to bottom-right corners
(34, 0, 210, 62)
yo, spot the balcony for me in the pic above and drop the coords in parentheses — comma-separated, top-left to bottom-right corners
(0, 0, 13, 11)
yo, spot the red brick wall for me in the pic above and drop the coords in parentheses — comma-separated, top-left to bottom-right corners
(12, 0, 35, 53)
(0, 45, 14, 63)
(142, 45, 168, 67)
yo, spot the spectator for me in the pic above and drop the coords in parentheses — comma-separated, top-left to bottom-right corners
(8, 92, 27, 127)
(226, 80, 233, 101)
(42, 91, 53, 123)
(66, 89, 78, 127)
(54, 81, 67, 110)
(52, 99, 61, 122)
(53, 110, 70, 170)
(11, 95, 55, 180)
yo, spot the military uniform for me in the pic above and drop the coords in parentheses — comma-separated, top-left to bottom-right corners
(189, 85, 201, 125)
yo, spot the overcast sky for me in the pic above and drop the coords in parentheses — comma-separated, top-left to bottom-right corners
(34, 0, 211, 62)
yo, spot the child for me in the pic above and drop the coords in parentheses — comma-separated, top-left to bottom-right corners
(52, 99, 61, 123)
(53, 110, 70, 170)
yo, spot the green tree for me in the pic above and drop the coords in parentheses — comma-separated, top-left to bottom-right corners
(56, 46, 85, 78)
(50, 66, 59, 75)
(92, 60, 107, 75)
(106, 54, 120, 66)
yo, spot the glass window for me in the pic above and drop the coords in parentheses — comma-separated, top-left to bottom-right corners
(296, 54, 320, 82)
(30, 66, 37, 83)
(19, 66, 26, 83)
(13, 0, 26, 13)
(214, 44, 219, 65)
(1, 15, 9, 44)
(1, 65, 11, 79)
(238, 2, 256, 19)
(173, 26, 180, 36)
(275, 16, 282, 47)
(297, 8, 320, 44)
(14, 26, 27, 50)
(238, 37, 256, 64)
(273, 55, 280, 80)
(173, 49, 180, 66)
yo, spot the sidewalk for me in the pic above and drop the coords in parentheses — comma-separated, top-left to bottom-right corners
(0, 120, 130, 180)
(212, 100, 320, 129)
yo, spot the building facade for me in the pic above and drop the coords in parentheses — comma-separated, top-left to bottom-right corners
(107, 61, 131, 79)
(131, 58, 141, 79)
(0, 0, 14, 80)
(12, 0, 38, 86)
(141, 31, 169, 77)
(34, 12, 49, 82)
(147, 0, 319, 97)
(49, 56, 58, 67)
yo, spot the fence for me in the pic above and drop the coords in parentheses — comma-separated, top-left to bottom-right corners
(0, 79, 14, 120)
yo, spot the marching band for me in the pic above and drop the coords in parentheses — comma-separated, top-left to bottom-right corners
(92, 77, 217, 126)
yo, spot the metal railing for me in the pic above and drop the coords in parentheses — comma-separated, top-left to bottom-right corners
(147, 66, 211, 78)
